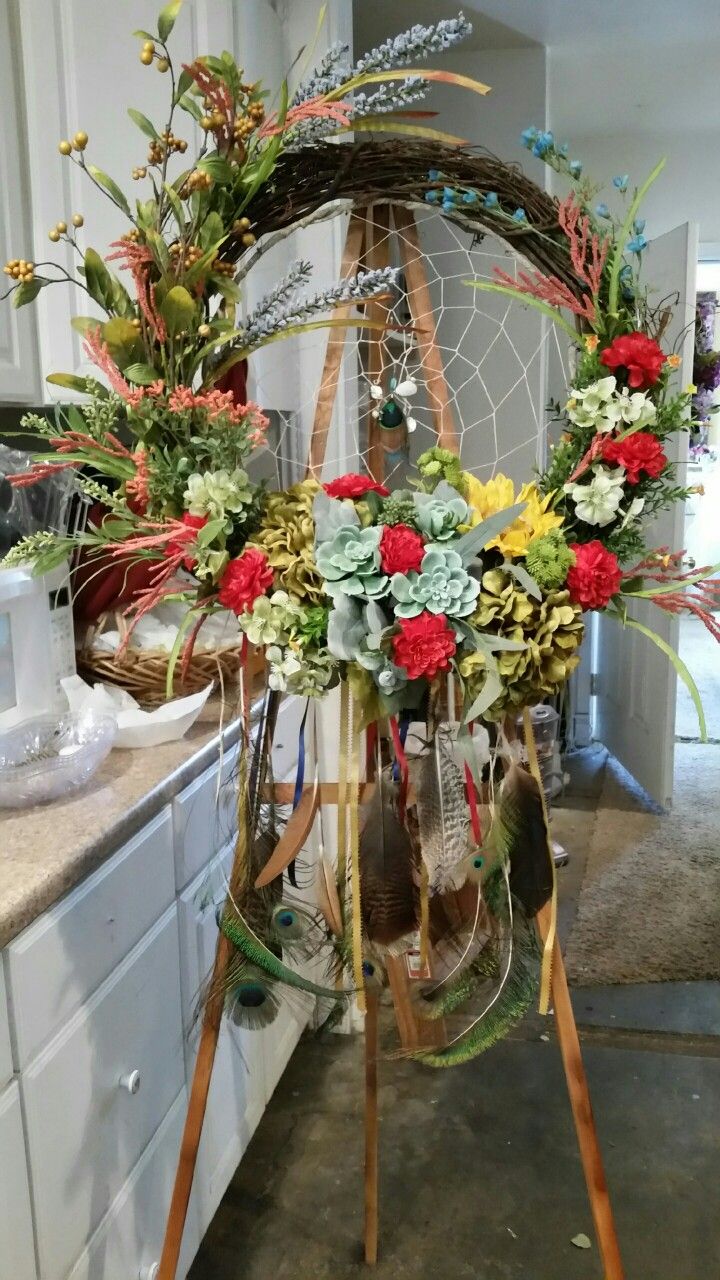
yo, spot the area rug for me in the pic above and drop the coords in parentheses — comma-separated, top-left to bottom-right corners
(564, 743, 720, 985)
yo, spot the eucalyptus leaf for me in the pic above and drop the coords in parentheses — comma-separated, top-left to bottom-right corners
(503, 558, 542, 601)
(364, 599, 388, 636)
(454, 501, 527, 566)
(327, 596, 365, 661)
(87, 165, 131, 218)
(463, 659, 503, 723)
(312, 490, 359, 545)
(161, 284, 195, 335)
(128, 108, 160, 141)
(157, 0, 183, 42)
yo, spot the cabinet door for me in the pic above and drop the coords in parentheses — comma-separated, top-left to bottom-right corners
(0, 1082, 37, 1280)
(0, 0, 40, 402)
(0, 965, 13, 1091)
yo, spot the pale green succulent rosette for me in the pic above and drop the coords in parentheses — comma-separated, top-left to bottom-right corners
(315, 524, 388, 599)
(391, 545, 481, 618)
(413, 491, 470, 540)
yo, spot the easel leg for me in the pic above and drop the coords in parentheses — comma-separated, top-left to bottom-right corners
(364, 991, 379, 1265)
(537, 904, 625, 1280)
(158, 934, 232, 1280)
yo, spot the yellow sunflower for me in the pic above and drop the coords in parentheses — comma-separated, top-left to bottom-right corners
(462, 471, 563, 559)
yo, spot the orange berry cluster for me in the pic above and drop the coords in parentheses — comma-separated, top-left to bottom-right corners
(147, 131, 187, 166)
(169, 242, 204, 268)
(183, 169, 213, 194)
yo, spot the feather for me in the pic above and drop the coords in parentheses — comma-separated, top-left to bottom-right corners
(495, 763, 553, 916)
(412, 947, 536, 1067)
(254, 774, 320, 888)
(413, 727, 469, 893)
(220, 909, 349, 1005)
(316, 853, 343, 937)
(228, 966, 280, 1029)
(359, 768, 418, 946)
(269, 901, 320, 952)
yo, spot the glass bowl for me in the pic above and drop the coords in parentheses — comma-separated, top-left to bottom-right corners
(0, 710, 117, 808)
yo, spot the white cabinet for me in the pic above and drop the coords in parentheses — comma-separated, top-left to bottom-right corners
(0, 0, 40, 402)
(22, 907, 185, 1280)
(0, 965, 12, 1090)
(0, 1082, 37, 1280)
(173, 744, 239, 892)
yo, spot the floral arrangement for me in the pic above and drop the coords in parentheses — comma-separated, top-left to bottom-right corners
(691, 293, 720, 454)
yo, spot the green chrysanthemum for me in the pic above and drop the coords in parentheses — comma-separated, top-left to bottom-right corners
(417, 446, 466, 494)
(525, 529, 576, 590)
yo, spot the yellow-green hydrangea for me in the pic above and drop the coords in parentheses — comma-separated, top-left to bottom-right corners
(252, 478, 324, 604)
(460, 568, 584, 719)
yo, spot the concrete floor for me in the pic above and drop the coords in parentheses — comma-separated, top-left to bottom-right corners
(189, 749, 720, 1280)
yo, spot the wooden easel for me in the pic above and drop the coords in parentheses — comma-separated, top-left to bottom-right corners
(158, 205, 625, 1280)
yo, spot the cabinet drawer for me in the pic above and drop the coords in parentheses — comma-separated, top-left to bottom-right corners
(23, 907, 185, 1280)
(7, 807, 174, 1067)
(173, 744, 239, 891)
(177, 848, 266, 1226)
(66, 1090, 200, 1280)
(0, 1081, 37, 1280)
(0, 964, 12, 1089)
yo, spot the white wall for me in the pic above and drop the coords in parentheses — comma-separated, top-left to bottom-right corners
(548, 40, 720, 245)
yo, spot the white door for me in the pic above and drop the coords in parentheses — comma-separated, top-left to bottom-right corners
(592, 223, 698, 808)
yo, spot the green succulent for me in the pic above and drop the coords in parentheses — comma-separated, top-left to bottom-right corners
(525, 529, 576, 591)
(378, 490, 419, 527)
(315, 524, 388, 598)
(417, 446, 466, 494)
(414, 492, 469, 540)
(391, 546, 480, 618)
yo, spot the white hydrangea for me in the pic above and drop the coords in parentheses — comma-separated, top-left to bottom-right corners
(619, 496, 646, 529)
(564, 467, 627, 526)
(239, 591, 305, 647)
(266, 645, 303, 692)
(567, 376, 657, 434)
(184, 468, 253, 519)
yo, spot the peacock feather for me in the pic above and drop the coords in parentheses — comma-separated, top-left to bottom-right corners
(227, 965, 280, 1030)
(220, 909, 349, 1006)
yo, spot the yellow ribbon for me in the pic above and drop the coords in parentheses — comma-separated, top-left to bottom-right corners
(419, 861, 430, 971)
(349, 699, 366, 1013)
(522, 706, 557, 1016)
(336, 681, 350, 911)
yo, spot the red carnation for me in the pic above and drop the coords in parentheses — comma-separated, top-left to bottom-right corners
(392, 612, 456, 680)
(164, 513, 208, 571)
(602, 432, 667, 484)
(218, 547, 273, 615)
(380, 523, 425, 574)
(567, 540, 622, 611)
(600, 331, 665, 389)
(323, 472, 390, 500)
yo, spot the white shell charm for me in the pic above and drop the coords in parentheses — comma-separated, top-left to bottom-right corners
(396, 378, 418, 398)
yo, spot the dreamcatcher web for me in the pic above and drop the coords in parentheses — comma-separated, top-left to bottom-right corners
(245, 206, 575, 491)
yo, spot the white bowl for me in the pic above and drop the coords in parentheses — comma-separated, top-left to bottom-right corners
(0, 710, 116, 808)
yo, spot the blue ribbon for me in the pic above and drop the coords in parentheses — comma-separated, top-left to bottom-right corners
(392, 710, 411, 782)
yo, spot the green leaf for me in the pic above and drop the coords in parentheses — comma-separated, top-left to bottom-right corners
(165, 603, 199, 699)
(70, 315, 102, 337)
(46, 372, 109, 398)
(132, 28, 156, 40)
(607, 158, 666, 315)
(213, 276, 241, 304)
(161, 283, 196, 335)
(177, 93, 203, 123)
(454, 502, 527, 566)
(238, 79, 288, 212)
(12, 279, 44, 307)
(463, 660, 503, 723)
(198, 210, 225, 250)
(197, 155, 234, 184)
(622, 614, 707, 742)
(174, 67, 194, 102)
(145, 229, 170, 272)
(196, 516, 225, 548)
(84, 247, 117, 311)
(157, 0, 183, 42)
(162, 181, 186, 231)
(124, 362, 161, 385)
(102, 316, 142, 367)
(128, 107, 160, 141)
(87, 165, 132, 218)
(467, 280, 582, 345)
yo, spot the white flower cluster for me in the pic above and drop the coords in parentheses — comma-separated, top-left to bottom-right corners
(566, 376, 656, 434)
(564, 468, 646, 529)
(237, 590, 305, 648)
(183, 468, 253, 520)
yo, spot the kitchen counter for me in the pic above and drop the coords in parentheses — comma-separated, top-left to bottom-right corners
(0, 704, 242, 950)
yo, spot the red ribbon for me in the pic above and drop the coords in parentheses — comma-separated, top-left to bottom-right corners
(464, 724, 483, 846)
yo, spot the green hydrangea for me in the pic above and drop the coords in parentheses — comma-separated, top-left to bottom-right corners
(315, 524, 388, 598)
(391, 546, 480, 618)
(378, 491, 418, 527)
(525, 529, 576, 590)
(238, 590, 306, 646)
(417, 446, 466, 494)
(414, 492, 469, 540)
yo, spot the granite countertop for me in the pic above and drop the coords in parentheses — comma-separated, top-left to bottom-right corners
(0, 703, 242, 950)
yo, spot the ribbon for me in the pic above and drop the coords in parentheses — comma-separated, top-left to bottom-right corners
(388, 714, 409, 821)
(349, 699, 366, 1013)
(522, 706, 557, 1016)
(419, 861, 430, 971)
(464, 723, 483, 846)
(336, 682, 350, 910)
(286, 699, 310, 888)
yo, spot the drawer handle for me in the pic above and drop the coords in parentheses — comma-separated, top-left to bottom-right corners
(119, 1069, 141, 1095)
(139, 1265, 159, 1280)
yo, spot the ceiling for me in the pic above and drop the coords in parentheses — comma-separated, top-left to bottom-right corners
(354, 0, 720, 49)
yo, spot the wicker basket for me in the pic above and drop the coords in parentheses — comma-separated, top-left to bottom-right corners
(76, 612, 248, 708)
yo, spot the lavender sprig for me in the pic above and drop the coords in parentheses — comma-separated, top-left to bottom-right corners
(352, 78, 429, 117)
(241, 267, 398, 347)
(250, 260, 313, 324)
